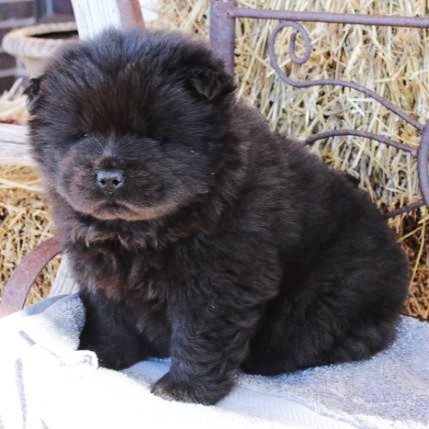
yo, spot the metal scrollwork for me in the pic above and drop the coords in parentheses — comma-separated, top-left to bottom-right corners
(268, 20, 429, 216)
(418, 123, 429, 208)
(268, 20, 424, 131)
(210, 1, 429, 216)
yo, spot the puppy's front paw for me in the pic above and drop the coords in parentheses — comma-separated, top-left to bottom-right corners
(150, 372, 229, 405)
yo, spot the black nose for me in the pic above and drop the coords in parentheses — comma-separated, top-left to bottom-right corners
(96, 170, 124, 193)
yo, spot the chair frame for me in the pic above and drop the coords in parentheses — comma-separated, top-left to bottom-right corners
(1, 0, 429, 316)
(211, 0, 429, 217)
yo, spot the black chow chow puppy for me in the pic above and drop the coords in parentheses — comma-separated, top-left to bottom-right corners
(26, 29, 409, 405)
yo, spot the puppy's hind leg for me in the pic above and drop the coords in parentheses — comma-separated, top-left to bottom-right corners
(317, 319, 397, 366)
(243, 267, 406, 375)
(242, 299, 398, 376)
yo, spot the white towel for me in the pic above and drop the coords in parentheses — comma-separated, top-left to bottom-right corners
(0, 294, 427, 429)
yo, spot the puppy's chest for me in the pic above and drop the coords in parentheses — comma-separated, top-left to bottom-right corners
(70, 244, 191, 303)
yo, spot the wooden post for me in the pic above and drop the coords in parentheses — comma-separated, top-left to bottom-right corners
(0, 124, 30, 165)
(71, 0, 144, 39)
(51, 0, 145, 296)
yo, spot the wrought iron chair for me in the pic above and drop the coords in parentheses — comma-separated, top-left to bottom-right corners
(1, 0, 429, 317)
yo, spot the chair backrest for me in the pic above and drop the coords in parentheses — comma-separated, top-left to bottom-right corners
(209, 0, 429, 218)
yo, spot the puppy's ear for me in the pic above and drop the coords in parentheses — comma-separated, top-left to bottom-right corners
(188, 66, 235, 101)
(24, 76, 44, 111)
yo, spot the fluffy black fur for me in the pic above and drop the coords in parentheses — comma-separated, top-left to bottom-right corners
(27, 29, 409, 405)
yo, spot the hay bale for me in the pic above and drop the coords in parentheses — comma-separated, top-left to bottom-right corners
(0, 165, 59, 306)
(1, 0, 428, 318)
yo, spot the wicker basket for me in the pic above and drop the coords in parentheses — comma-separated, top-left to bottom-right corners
(2, 22, 78, 77)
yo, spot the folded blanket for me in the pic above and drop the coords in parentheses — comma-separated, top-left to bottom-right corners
(0, 294, 428, 429)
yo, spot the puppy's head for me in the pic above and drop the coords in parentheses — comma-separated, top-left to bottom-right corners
(27, 29, 235, 221)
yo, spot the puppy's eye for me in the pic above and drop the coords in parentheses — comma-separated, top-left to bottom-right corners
(71, 133, 89, 141)
(151, 136, 164, 144)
